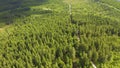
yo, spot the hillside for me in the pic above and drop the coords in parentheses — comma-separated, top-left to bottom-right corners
(0, 0, 47, 27)
(0, 0, 120, 68)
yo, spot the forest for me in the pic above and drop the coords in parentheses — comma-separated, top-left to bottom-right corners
(0, 0, 120, 68)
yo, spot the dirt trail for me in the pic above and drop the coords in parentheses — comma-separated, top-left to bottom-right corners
(0, 25, 9, 32)
(0, 28, 4, 32)
(99, 2, 120, 12)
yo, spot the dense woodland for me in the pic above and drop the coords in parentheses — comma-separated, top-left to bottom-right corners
(0, 0, 120, 68)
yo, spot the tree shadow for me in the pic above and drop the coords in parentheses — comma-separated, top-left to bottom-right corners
(0, 0, 48, 25)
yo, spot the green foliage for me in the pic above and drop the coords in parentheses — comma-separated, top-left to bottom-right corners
(0, 0, 120, 68)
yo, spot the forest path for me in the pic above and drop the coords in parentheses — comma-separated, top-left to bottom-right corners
(0, 28, 4, 32)
(63, 0, 98, 68)
(99, 2, 120, 12)
(0, 25, 9, 32)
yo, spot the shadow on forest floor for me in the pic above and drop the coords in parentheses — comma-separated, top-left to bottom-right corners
(0, 0, 48, 26)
